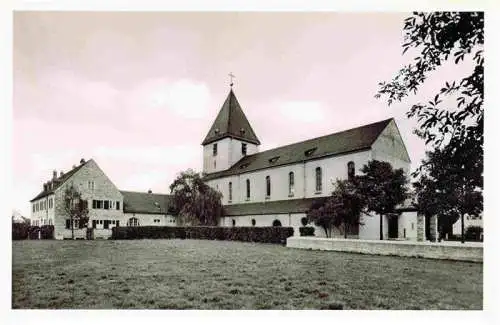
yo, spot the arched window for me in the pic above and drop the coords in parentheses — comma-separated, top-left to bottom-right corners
(347, 161, 355, 180)
(272, 219, 282, 227)
(232, 219, 236, 227)
(251, 219, 256, 226)
(246, 179, 251, 200)
(266, 176, 271, 197)
(289, 172, 295, 196)
(315, 167, 322, 192)
(127, 217, 139, 227)
(228, 182, 233, 202)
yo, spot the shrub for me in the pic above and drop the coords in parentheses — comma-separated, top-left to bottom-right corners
(40, 225, 55, 239)
(111, 226, 294, 244)
(299, 227, 315, 237)
(12, 223, 30, 240)
(465, 226, 483, 241)
(28, 226, 40, 239)
(301, 217, 308, 227)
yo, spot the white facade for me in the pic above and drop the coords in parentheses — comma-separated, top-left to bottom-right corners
(203, 137, 259, 174)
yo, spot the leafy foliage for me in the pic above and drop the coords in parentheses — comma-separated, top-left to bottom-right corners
(63, 185, 89, 239)
(413, 138, 483, 242)
(376, 12, 483, 150)
(376, 12, 483, 242)
(356, 160, 408, 240)
(307, 179, 366, 238)
(169, 169, 223, 226)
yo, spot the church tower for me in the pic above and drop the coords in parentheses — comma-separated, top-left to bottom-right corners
(201, 89, 260, 174)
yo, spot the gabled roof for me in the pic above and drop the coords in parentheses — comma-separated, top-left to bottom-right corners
(121, 191, 175, 215)
(201, 89, 261, 145)
(204, 118, 393, 181)
(30, 161, 89, 202)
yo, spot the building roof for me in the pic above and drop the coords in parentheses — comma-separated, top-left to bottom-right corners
(30, 160, 89, 202)
(224, 197, 327, 216)
(201, 89, 261, 146)
(121, 191, 175, 215)
(224, 195, 416, 217)
(204, 118, 393, 181)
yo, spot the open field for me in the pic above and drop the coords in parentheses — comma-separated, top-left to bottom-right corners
(12, 239, 482, 309)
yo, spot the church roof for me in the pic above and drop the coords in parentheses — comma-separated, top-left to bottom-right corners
(201, 89, 261, 145)
(204, 118, 393, 181)
(121, 190, 175, 215)
(30, 160, 90, 202)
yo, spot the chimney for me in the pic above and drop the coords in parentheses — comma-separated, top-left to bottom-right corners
(72, 165, 76, 169)
(80, 158, 86, 165)
(52, 170, 57, 180)
(148, 189, 152, 194)
(60, 171, 64, 178)
(43, 183, 48, 192)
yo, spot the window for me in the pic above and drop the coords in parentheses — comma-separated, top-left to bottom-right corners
(214, 160, 216, 169)
(128, 217, 139, 227)
(268, 156, 280, 164)
(104, 200, 109, 210)
(411, 223, 415, 230)
(265, 176, 271, 198)
(97, 200, 103, 209)
(232, 219, 236, 227)
(315, 167, 322, 193)
(242, 143, 247, 155)
(213, 143, 218, 156)
(92, 200, 96, 209)
(246, 179, 250, 200)
(251, 219, 256, 226)
(228, 182, 232, 202)
(288, 172, 295, 196)
(301, 217, 308, 226)
(104, 220, 110, 229)
(305, 147, 317, 157)
(32, 205, 35, 213)
(116, 201, 120, 210)
(272, 220, 282, 227)
(347, 161, 355, 180)
(65, 219, 71, 229)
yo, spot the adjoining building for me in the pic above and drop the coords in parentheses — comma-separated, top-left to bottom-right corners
(29, 159, 175, 239)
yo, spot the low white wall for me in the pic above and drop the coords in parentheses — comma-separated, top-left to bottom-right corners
(287, 237, 483, 263)
(93, 228, 112, 239)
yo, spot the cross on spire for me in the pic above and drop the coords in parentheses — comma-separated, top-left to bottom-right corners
(228, 72, 235, 88)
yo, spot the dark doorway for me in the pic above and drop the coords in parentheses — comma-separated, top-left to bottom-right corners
(103, 220, 110, 229)
(388, 215, 398, 239)
(92, 220, 97, 229)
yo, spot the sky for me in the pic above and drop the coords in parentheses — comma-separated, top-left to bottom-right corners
(12, 11, 477, 217)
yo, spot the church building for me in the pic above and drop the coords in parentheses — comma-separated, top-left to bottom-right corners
(202, 89, 419, 240)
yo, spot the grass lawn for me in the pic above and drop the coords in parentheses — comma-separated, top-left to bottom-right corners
(12, 239, 482, 309)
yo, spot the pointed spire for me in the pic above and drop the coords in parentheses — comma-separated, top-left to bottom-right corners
(201, 89, 260, 146)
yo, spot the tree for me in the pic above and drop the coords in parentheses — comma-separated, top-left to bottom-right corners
(413, 138, 482, 243)
(63, 185, 89, 240)
(356, 160, 408, 240)
(376, 12, 483, 151)
(376, 12, 483, 242)
(307, 179, 366, 238)
(169, 169, 223, 226)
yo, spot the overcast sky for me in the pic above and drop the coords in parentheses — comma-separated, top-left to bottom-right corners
(12, 11, 476, 216)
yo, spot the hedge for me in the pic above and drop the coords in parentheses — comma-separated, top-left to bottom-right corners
(299, 227, 315, 237)
(111, 226, 294, 244)
(12, 223, 30, 240)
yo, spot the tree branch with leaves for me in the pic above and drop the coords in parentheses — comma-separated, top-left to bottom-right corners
(63, 185, 89, 240)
